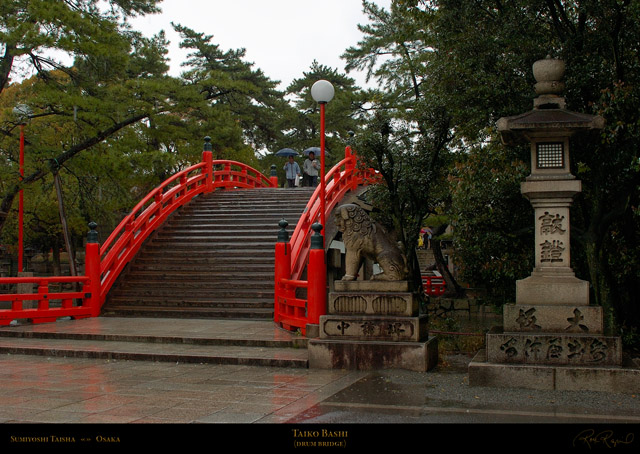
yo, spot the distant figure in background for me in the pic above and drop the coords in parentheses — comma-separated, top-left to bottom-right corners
(420, 227, 433, 249)
(303, 151, 320, 187)
(283, 155, 301, 188)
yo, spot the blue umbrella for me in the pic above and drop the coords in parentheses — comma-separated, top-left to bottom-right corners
(275, 148, 299, 157)
(303, 146, 329, 156)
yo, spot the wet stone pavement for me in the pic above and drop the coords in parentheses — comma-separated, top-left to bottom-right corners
(0, 354, 365, 424)
(0, 342, 638, 450)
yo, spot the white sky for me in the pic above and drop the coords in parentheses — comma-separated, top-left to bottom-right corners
(130, 0, 392, 90)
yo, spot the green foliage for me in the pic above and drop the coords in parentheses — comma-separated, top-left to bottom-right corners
(0, 0, 160, 92)
(354, 109, 453, 295)
(400, 0, 640, 330)
(343, 1, 431, 111)
(283, 61, 367, 161)
(0, 2, 258, 263)
(343, 2, 462, 296)
(175, 24, 292, 156)
(449, 141, 533, 303)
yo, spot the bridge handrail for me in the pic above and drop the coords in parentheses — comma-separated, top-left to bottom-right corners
(275, 146, 380, 333)
(99, 157, 275, 304)
(98, 161, 209, 303)
(288, 148, 379, 280)
(0, 148, 275, 325)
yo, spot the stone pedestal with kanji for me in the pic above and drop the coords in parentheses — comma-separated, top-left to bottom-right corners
(308, 280, 438, 372)
(468, 57, 639, 392)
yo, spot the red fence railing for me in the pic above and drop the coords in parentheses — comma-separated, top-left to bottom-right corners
(0, 276, 94, 325)
(422, 273, 446, 296)
(274, 146, 380, 334)
(0, 145, 276, 326)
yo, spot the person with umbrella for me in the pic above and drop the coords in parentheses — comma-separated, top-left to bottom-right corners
(303, 151, 320, 187)
(283, 155, 301, 188)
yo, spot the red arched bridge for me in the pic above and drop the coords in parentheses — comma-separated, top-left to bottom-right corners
(0, 141, 380, 334)
(0, 140, 445, 335)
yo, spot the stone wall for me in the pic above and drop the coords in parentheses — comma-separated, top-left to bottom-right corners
(426, 296, 502, 330)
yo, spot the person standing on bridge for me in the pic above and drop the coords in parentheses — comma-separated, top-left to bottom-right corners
(303, 151, 320, 187)
(284, 155, 301, 188)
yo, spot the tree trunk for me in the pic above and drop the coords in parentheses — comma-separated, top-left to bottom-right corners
(53, 171, 77, 277)
(52, 242, 61, 276)
(431, 224, 464, 297)
(0, 113, 148, 237)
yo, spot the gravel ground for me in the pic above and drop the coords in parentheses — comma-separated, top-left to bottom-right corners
(288, 353, 640, 424)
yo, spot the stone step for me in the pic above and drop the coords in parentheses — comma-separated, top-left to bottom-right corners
(106, 296, 273, 308)
(104, 186, 312, 321)
(141, 242, 276, 251)
(109, 287, 274, 298)
(128, 263, 276, 272)
(118, 270, 273, 279)
(112, 284, 274, 295)
(171, 216, 302, 224)
(102, 305, 273, 319)
(135, 250, 275, 259)
(191, 201, 309, 208)
(194, 189, 313, 199)
(159, 224, 291, 232)
(150, 235, 277, 242)
(0, 333, 307, 367)
(116, 274, 273, 284)
(167, 217, 300, 226)
(128, 262, 275, 272)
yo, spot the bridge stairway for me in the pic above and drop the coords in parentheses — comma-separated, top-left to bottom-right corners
(102, 187, 314, 321)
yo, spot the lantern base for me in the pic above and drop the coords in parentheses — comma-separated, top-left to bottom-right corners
(516, 269, 590, 306)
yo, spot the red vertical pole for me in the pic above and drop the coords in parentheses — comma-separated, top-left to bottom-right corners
(274, 220, 290, 324)
(307, 223, 326, 325)
(18, 124, 24, 273)
(85, 222, 101, 317)
(320, 102, 326, 243)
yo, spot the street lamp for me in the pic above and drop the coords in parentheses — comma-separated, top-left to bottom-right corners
(12, 104, 32, 273)
(310, 80, 334, 238)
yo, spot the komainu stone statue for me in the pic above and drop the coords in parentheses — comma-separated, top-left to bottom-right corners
(334, 204, 407, 281)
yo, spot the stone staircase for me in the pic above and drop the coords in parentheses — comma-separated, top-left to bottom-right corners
(0, 188, 319, 368)
(0, 318, 310, 368)
(416, 248, 435, 274)
(102, 187, 314, 320)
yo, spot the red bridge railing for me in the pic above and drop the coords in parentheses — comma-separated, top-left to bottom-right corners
(422, 273, 446, 296)
(0, 142, 276, 326)
(274, 145, 380, 334)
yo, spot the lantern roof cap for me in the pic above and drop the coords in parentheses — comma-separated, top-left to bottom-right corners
(497, 56, 604, 145)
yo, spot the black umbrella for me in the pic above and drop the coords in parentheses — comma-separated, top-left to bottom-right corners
(275, 148, 299, 157)
(303, 147, 329, 156)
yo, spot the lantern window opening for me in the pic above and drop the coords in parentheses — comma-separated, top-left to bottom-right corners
(536, 142, 564, 169)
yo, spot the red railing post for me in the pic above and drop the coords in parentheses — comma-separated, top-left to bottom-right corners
(274, 219, 291, 324)
(203, 136, 214, 192)
(307, 223, 326, 326)
(203, 150, 213, 192)
(345, 144, 354, 172)
(36, 280, 48, 311)
(33, 279, 56, 324)
(269, 164, 278, 187)
(85, 222, 101, 317)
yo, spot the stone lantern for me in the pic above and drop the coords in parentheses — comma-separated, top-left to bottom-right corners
(469, 56, 639, 392)
(497, 56, 604, 310)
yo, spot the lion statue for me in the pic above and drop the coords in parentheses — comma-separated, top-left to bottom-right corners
(334, 204, 407, 281)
